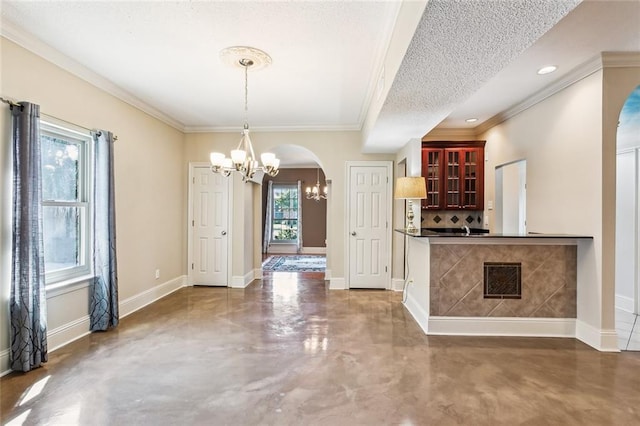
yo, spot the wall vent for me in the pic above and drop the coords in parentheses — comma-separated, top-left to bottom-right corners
(484, 262, 521, 299)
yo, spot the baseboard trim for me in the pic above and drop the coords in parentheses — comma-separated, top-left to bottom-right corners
(231, 271, 254, 288)
(300, 247, 327, 254)
(265, 244, 297, 254)
(427, 316, 576, 338)
(324, 269, 332, 281)
(254, 268, 263, 280)
(575, 320, 620, 352)
(329, 277, 346, 290)
(47, 315, 91, 353)
(0, 349, 10, 377)
(615, 294, 635, 313)
(403, 292, 430, 334)
(120, 275, 187, 318)
(392, 278, 405, 292)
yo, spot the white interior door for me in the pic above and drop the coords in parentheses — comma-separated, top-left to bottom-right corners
(348, 163, 390, 289)
(191, 167, 229, 286)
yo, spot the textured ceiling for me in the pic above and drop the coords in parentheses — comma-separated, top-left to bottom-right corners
(364, 0, 581, 152)
(439, 0, 640, 129)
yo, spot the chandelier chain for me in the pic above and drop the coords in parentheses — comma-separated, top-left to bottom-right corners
(244, 63, 249, 127)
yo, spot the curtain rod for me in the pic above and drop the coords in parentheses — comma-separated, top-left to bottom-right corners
(41, 112, 118, 141)
(1, 97, 118, 141)
(0, 96, 21, 108)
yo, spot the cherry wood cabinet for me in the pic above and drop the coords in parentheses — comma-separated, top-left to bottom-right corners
(421, 141, 485, 210)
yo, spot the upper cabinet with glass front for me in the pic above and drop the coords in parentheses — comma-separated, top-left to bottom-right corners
(421, 141, 485, 210)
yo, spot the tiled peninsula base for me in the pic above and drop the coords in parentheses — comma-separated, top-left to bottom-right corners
(430, 244, 576, 318)
(403, 235, 589, 345)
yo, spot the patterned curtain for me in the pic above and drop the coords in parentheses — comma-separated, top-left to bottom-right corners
(297, 180, 303, 253)
(90, 130, 119, 331)
(263, 180, 273, 254)
(10, 102, 48, 372)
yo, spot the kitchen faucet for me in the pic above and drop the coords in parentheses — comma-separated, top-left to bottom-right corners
(462, 225, 471, 235)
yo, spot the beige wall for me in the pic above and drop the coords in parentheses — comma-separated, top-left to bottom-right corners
(0, 38, 186, 371)
(184, 132, 394, 280)
(393, 138, 422, 284)
(480, 71, 603, 337)
(480, 65, 640, 346)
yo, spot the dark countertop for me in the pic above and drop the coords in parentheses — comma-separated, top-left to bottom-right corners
(395, 229, 593, 239)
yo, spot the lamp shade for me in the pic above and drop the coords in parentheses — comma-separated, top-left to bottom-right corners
(394, 177, 427, 199)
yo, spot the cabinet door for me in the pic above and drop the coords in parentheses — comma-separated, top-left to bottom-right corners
(444, 147, 485, 210)
(462, 148, 483, 209)
(444, 149, 461, 209)
(421, 148, 443, 209)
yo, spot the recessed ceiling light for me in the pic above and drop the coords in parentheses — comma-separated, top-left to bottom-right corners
(537, 65, 557, 75)
(465, 118, 478, 123)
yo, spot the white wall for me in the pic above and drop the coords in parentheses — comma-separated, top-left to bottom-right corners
(615, 150, 637, 312)
(0, 38, 187, 373)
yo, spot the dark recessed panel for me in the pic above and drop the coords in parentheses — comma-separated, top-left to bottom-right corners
(484, 262, 521, 299)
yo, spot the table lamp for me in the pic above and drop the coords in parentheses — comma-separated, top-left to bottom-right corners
(395, 177, 427, 234)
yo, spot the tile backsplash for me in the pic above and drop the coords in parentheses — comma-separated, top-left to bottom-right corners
(421, 210, 484, 228)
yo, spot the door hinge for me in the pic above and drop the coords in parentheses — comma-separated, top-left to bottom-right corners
(385, 266, 388, 272)
(192, 177, 195, 184)
(192, 220, 195, 227)
(191, 263, 194, 270)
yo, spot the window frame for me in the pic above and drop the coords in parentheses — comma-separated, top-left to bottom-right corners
(40, 119, 93, 286)
(269, 183, 299, 244)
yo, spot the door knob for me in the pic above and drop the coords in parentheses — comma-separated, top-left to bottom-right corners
(351, 231, 356, 236)
(221, 231, 227, 236)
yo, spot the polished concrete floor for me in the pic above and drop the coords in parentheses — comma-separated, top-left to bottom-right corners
(2, 271, 640, 425)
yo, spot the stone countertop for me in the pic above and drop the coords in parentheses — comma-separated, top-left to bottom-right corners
(395, 229, 593, 239)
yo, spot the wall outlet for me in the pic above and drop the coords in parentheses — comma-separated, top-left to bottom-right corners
(155, 269, 160, 280)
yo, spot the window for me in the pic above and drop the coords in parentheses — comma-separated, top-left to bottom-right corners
(40, 120, 92, 284)
(270, 184, 299, 243)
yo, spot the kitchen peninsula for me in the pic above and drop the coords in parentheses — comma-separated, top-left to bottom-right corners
(398, 229, 594, 343)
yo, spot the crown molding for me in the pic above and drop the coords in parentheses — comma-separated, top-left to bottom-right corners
(0, 17, 186, 132)
(422, 127, 477, 141)
(184, 124, 361, 134)
(475, 54, 607, 135)
(601, 51, 640, 68)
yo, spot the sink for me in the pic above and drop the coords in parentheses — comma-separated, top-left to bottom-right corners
(423, 227, 490, 235)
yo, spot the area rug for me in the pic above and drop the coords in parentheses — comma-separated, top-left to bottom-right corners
(262, 255, 326, 272)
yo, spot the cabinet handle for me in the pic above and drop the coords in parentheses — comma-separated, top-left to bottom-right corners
(351, 231, 356, 236)
(221, 231, 227, 236)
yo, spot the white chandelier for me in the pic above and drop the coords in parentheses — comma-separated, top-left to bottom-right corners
(210, 47, 279, 181)
(306, 168, 328, 201)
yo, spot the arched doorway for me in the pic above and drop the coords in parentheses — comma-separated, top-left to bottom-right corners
(259, 144, 328, 275)
(615, 84, 640, 351)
